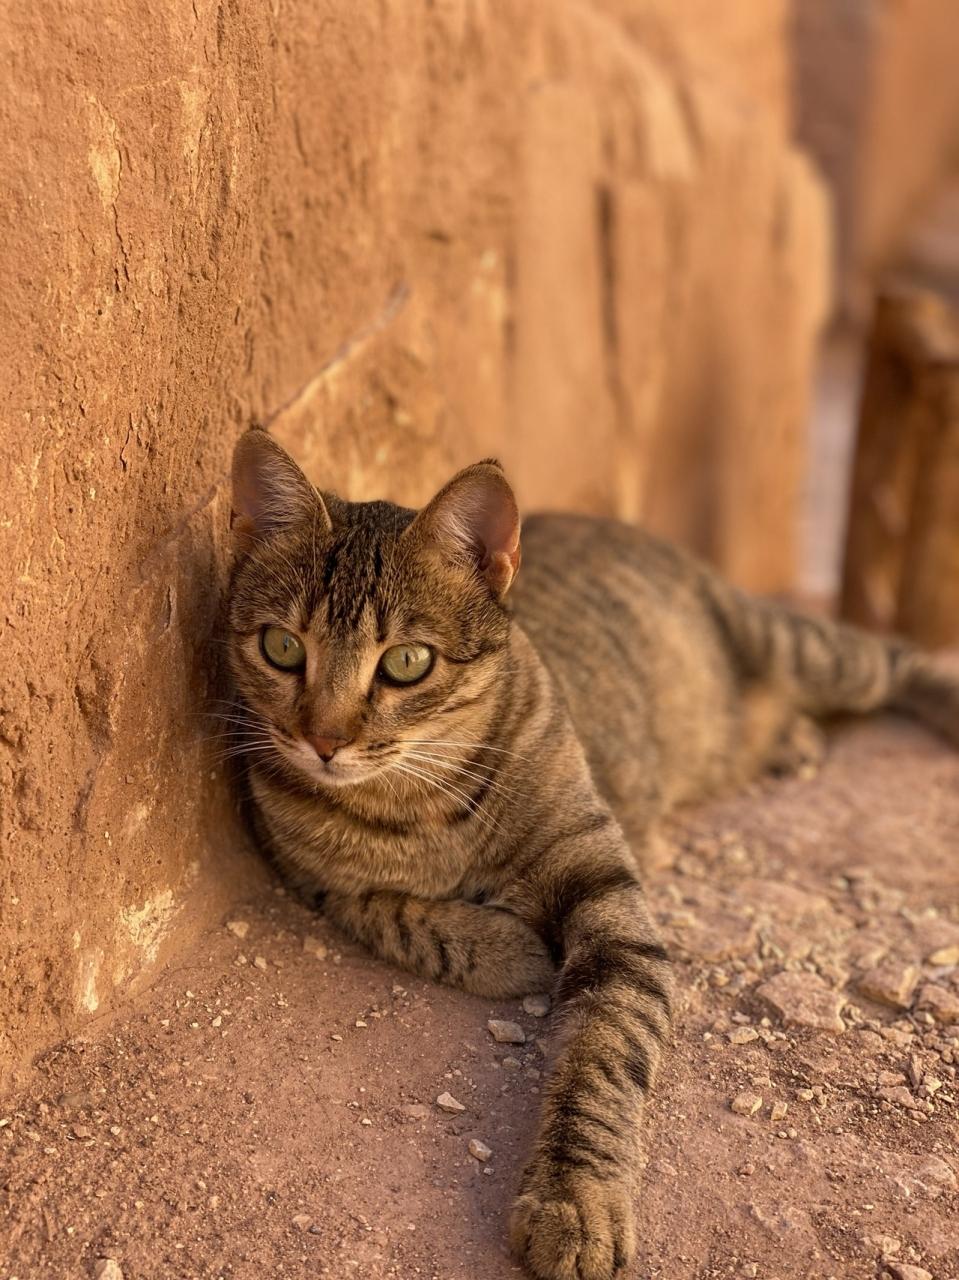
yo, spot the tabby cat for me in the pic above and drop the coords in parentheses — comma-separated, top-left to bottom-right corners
(225, 427, 958, 1280)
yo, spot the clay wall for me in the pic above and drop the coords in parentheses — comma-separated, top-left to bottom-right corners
(0, 0, 828, 1089)
(793, 0, 959, 317)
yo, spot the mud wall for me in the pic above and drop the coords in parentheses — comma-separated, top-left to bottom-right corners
(0, 0, 829, 1090)
(793, 0, 959, 318)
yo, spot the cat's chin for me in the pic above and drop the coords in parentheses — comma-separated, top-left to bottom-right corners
(310, 764, 374, 790)
(282, 747, 382, 791)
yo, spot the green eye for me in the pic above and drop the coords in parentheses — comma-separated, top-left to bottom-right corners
(261, 626, 306, 671)
(379, 643, 433, 685)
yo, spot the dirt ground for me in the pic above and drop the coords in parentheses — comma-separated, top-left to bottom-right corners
(2, 716, 958, 1280)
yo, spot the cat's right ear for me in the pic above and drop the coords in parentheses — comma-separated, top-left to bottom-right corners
(230, 427, 332, 555)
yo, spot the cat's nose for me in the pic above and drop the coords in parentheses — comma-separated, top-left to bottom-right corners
(305, 733, 354, 763)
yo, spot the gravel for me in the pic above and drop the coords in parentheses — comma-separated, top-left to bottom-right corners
(755, 971, 846, 1033)
(522, 994, 551, 1018)
(435, 1092, 466, 1114)
(93, 1262, 124, 1280)
(730, 1091, 763, 1117)
(487, 1019, 526, 1044)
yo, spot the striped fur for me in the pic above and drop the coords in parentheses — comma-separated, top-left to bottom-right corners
(224, 431, 958, 1280)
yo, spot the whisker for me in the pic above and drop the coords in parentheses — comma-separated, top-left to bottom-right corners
(214, 747, 279, 764)
(402, 751, 525, 800)
(197, 733, 276, 751)
(401, 738, 533, 762)
(389, 761, 501, 833)
(400, 748, 497, 770)
(391, 761, 482, 814)
(201, 718, 269, 732)
(379, 770, 402, 805)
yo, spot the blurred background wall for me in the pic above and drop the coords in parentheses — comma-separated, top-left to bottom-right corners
(2, 0, 958, 1091)
(794, 0, 959, 321)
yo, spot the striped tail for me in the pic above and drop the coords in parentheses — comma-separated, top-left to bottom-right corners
(705, 578, 959, 747)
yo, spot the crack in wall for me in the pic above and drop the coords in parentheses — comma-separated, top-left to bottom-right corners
(263, 281, 411, 428)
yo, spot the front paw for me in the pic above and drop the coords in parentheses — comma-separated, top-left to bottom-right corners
(509, 1166, 635, 1280)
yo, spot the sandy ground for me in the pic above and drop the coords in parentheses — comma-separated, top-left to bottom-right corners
(2, 717, 958, 1280)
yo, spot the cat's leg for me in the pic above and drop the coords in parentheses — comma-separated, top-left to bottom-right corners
(322, 889, 555, 999)
(504, 838, 672, 1280)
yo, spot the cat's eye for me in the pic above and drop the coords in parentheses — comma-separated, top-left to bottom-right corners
(379, 643, 433, 685)
(261, 626, 306, 671)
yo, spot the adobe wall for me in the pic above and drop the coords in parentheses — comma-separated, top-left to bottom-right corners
(0, 0, 828, 1090)
(793, 0, 959, 318)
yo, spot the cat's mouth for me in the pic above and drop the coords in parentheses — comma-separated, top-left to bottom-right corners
(278, 735, 386, 789)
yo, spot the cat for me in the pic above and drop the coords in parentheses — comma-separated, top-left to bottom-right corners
(224, 426, 959, 1280)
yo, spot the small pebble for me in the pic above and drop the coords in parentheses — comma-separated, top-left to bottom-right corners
(856, 962, 919, 1010)
(522, 994, 551, 1018)
(58, 1091, 94, 1111)
(770, 1101, 788, 1122)
(756, 972, 846, 1033)
(302, 936, 328, 959)
(488, 1019, 525, 1045)
(916, 982, 959, 1023)
(468, 1138, 492, 1162)
(927, 944, 959, 967)
(728, 1026, 760, 1045)
(225, 920, 250, 940)
(436, 1092, 466, 1114)
(730, 1091, 763, 1117)
(877, 1085, 917, 1108)
(292, 1213, 313, 1232)
(93, 1262, 124, 1280)
(873, 1234, 901, 1257)
(253, 956, 268, 971)
(877, 1070, 906, 1088)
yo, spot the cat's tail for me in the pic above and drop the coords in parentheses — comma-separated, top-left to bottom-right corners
(704, 578, 959, 747)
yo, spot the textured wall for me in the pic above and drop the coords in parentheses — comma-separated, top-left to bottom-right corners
(0, 0, 828, 1090)
(793, 0, 959, 317)
(595, 0, 792, 133)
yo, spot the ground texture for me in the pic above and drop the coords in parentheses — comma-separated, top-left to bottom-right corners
(2, 718, 958, 1280)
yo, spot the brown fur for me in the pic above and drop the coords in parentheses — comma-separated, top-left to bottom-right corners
(223, 428, 959, 1280)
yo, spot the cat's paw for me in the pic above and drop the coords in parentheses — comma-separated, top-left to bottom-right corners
(766, 713, 825, 778)
(509, 1170, 635, 1280)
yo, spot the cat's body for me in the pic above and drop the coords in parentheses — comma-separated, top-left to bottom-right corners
(225, 430, 959, 1280)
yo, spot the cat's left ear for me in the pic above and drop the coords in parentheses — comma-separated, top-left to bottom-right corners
(230, 427, 332, 555)
(407, 459, 521, 598)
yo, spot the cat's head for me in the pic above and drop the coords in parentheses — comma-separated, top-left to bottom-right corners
(225, 428, 521, 789)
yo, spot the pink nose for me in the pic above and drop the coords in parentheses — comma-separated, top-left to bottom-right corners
(305, 733, 353, 762)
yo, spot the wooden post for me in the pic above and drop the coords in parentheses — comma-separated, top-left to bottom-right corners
(840, 288, 959, 648)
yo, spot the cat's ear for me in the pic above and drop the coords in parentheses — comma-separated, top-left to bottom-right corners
(407, 459, 521, 598)
(230, 427, 332, 554)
